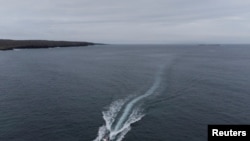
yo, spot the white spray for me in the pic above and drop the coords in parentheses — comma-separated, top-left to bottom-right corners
(94, 67, 164, 141)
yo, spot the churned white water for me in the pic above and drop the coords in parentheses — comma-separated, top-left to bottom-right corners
(94, 67, 164, 141)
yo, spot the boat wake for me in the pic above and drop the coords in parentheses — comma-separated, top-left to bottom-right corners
(93, 100, 144, 141)
(93, 67, 164, 141)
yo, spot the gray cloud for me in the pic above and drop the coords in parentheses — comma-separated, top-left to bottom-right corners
(1, 0, 250, 43)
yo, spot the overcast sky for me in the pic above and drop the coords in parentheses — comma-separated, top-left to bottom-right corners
(1, 0, 250, 44)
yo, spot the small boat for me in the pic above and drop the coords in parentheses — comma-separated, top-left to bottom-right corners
(102, 136, 109, 141)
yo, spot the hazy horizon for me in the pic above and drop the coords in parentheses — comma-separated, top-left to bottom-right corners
(1, 0, 250, 44)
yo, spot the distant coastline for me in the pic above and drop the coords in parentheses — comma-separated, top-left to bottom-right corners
(0, 39, 99, 50)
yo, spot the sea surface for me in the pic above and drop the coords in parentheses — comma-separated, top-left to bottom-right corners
(0, 45, 250, 141)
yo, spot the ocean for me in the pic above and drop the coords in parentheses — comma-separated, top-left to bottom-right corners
(0, 45, 250, 141)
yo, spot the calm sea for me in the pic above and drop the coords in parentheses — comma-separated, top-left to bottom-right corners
(0, 45, 250, 141)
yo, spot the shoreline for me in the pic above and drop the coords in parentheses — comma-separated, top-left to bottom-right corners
(0, 39, 99, 50)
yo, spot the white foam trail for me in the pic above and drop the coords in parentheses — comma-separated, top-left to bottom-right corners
(109, 108, 144, 140)
(93, 67, 164, 141)
(93, 126, 107, 141)
(113, 72, 162, 132)
(103, 100, 126, 131)
(93, 100, 126, 141)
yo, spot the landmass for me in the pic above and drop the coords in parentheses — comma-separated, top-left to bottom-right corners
(0, 39, 98, 50)
(198, 44, 222, 46)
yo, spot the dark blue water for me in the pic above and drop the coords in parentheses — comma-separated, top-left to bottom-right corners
(0, 45, 250, 141)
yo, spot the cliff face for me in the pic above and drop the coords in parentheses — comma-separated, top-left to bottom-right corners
(0, 39, 95, 50)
